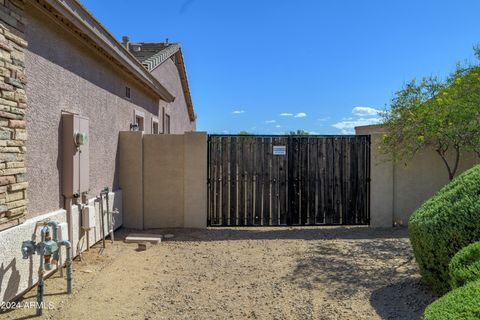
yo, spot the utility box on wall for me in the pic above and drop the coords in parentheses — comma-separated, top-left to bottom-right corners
(62, 113, 90, 198)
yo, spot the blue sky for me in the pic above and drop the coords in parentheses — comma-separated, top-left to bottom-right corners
(82, 0, 480, 134)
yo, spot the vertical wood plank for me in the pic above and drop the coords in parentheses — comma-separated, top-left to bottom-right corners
(246, 137, 254, 225)
(221, 137, 229, 225)
(237, 137, 245, 225)
(254, 137, 263, 225)
(262, 137, 271, 225)
(279, 137, 288, 225)
(308, 138, 317, 225)
(229, 137, 237, 225)
(271, 137, 279, 225)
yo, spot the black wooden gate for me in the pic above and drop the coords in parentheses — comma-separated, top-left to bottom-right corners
(207, 135, 370, 226)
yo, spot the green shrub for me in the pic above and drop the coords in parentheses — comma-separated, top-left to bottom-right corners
(449, 241, 480, 289)
(409, 164, 480, 294)
(422, 280, 480, 320)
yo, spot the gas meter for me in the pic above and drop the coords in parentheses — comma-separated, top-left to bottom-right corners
(74, 131, 88, 147)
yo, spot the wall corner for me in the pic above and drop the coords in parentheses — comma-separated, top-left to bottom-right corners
(0, 0, 28, 231)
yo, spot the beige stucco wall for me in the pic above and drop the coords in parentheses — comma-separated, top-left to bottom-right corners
(151, 59, 196, 134)
(24, 4, 195, 219)
(392, 147, 478, 225)
(356, 125, 479, 227)
(184, 132, 208, 228)
(120, 132, 207, 229)
(118, 132, 143, 229)
(24, 5, 161, 219)
(143, 134, 185, 228)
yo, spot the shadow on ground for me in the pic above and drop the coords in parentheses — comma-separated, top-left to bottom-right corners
(283, 233, 437, 319)
(370, 278, 436, 320)
(117, 226, 409, 242)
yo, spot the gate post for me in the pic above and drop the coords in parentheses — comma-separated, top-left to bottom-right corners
(356, 126, 394, 227)
(183, 132, 208, 228)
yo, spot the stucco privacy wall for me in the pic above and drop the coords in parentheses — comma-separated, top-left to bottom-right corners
(0, 0, 29, 231)
(152, 59, 196, 133)
(356, 125, 479, 227)
(0, 190, 121, 303)
(118, 131, 143, 229)
(120, 131, 207, 229)
(24, 4, 161, 218)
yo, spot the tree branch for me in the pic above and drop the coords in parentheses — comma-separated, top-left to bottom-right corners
(436, 148, 454, 181)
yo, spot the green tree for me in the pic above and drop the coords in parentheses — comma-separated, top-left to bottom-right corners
(382, 61, 480, 181)
(288, 130, 310, 135)
(238, 131, 253, 135)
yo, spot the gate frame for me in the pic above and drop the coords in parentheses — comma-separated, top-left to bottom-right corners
(207, 134, 371, 227)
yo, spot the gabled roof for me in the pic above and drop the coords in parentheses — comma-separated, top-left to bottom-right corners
(128, 42, 196, 122)
(36, 0, 175, 102)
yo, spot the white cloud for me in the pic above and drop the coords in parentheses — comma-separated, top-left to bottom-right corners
(332, 118, 381, 134)
(280, 113, 293, 116)
(294, 112, 307, 118)
(352, 106, 381, 116)
(265, 120, 276, 123)
(309, 131, 320, 135)
(232, 110, 245, 114)
(275, 125, 281, 128)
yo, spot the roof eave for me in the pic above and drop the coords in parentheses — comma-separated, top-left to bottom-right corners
(44, 0, 175, 102)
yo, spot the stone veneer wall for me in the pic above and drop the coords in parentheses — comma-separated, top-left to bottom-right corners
(0, 0, 28, 231)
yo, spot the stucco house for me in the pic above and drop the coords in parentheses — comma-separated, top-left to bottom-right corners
(0, 0, 196, 303)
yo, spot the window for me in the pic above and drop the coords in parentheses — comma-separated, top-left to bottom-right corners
(152, 118, 159, 134)
(134, 110, 145, 132)
(165, 114, 171, 134)
(125, 86, 131, 99)
(135, 115, 144, 131)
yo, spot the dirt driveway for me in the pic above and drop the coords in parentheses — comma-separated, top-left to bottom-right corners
(3, 227, 436, 320)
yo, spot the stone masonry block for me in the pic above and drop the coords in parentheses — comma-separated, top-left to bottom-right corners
(0, 167, 26, 175)
(14, 172, 25, 182)
(6, 199, 27, 210)
(0, 175, 14, 185)
(5, 161, 23, 169)
(6, 190, 23, 202)
(13, 128, 25, 140)
(8, 181, 26, 191)
(8, 119, 24, 128)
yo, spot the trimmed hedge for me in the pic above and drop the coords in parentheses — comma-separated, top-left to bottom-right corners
(422, 280, 480, 320)
(449, 241, 480, 289)
(409, 164, 480, 294)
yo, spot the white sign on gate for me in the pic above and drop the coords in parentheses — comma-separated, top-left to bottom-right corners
(273, 145, 287, 155)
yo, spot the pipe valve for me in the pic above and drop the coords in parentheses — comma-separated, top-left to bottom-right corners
(21, 240, 36, 259)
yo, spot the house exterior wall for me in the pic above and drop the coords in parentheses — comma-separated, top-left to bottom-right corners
(0, 0, 197, 303)
(356, 125, 479, 227)
(151, 58, 196, 134)
(24, 5, 162, 218)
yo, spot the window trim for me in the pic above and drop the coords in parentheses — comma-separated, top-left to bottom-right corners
(134, 110, 145, 132)
(161, 107, 165, 134)
(165, 113, 171, 134)
(125, 86, 131, 100)
(151, 117, 159, 134)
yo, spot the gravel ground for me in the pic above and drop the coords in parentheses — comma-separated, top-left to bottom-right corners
(2, 226, 436, 320)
